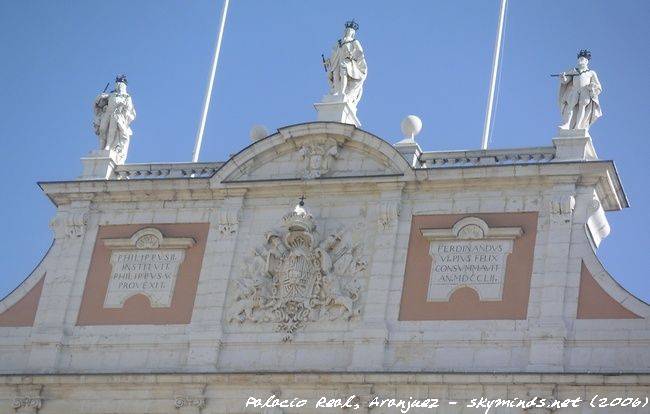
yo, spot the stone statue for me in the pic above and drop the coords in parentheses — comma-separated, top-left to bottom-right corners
(93, 75, 136, 164)
(558, 50, 602, 130)
(323, 20, 368, 108)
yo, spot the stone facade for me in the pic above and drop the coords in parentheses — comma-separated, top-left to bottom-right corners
(0, 122, 647, 413)
(1, 373, 649, 413)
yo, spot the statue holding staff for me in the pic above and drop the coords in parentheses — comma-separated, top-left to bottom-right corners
(93, 74, 136, 164)
(556, 50, 602, 130)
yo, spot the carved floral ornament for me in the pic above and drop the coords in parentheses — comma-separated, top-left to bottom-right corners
(12, 397, 42, 409)
(229, 202, 367, 340)
(174, 396, 206, 409)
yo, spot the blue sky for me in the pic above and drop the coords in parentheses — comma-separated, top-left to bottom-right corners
(0, 0, 648, 301)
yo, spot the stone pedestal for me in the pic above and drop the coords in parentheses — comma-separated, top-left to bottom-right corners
(79, 149, 117, 180)
(552, 129, 598, 161)
(313, 95, 360, 127)
(393, 138, 422, 167)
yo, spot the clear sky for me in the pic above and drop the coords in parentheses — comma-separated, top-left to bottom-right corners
(0, 0, 648, 301)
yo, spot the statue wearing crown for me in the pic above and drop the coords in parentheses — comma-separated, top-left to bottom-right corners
(558, 50, 602, 130)
(323, 20, 368, 108)
(93, 75, 136, 164)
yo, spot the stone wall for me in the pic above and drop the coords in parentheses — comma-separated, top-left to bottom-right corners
(1, 373, 648, 413)
(0, 123, 646, 378)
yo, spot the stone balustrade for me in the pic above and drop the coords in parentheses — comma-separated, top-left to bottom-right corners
(418, 146, 556, 168)
(107, 148, 556, 179)
(111, 162, 224, 179)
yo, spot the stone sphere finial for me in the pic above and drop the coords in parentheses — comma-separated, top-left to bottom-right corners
(400, 115, 422, 141)
(249, 125, 269, 142)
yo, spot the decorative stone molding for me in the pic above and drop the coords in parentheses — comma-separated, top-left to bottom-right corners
(174, 396, 206, 409)
(421, 217, 523, 301)
(49, 210, 88, 239)
(229, 203, 366, 340)
(102, 228, 195, 308)
(419, 146, 555, 167)
(298, 137, 340, 178)
(549, 194, 575, 225)
(216, 208, 239, 236)
(585, 196, 610, 248)
(112, 161, 224, 180)
(377, 200, 400, 231)
(12, 397, 42, 410)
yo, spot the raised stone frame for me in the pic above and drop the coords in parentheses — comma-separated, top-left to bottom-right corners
(399, 212, 537, 321)
(102, 228, 195, 308)
(421, 217, 523, 301)
(76, 223, 209, 325)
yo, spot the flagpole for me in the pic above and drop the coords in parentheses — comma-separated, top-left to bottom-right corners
(481, 0, 507, 150)
(192, 0, 230, 162)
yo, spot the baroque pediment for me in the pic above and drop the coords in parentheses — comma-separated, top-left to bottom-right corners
(218, 123, 411, 183)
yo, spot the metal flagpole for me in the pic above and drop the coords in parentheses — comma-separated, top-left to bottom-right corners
(481, 0, 507, 150)
(192, 0, 231, 162)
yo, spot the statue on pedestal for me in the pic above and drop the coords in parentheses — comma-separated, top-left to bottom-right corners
(323, 20, 367, 108)
(93, 75, 136, 164)
(557, 50, 602, 130)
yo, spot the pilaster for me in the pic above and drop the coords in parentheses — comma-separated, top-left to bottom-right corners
(349, 183, 404, 370)
(27, 200, 92, 373)
(186, 189, 247, 371)
(527, 181, 578, 371)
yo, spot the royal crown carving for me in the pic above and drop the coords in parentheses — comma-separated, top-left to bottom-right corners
(229, 202, 366, 340)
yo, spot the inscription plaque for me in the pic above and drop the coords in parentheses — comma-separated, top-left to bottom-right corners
(102, 228, 194, 308)
(421, 217, 522, 301)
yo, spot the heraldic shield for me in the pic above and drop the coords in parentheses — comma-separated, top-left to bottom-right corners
(229, 202, 366, 341)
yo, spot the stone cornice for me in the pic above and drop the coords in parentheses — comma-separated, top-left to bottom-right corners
(1, 372, 648, 386)
(37, 160, 626, 211)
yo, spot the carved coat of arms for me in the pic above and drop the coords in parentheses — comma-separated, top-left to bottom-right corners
(298, 138, 339, 178)
(229, 202, 366, 340)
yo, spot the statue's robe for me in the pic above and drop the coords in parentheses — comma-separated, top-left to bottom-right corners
(559, 68, 602, 129)
(94, 91, 136, 163)
(328, 38, 368, 106)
